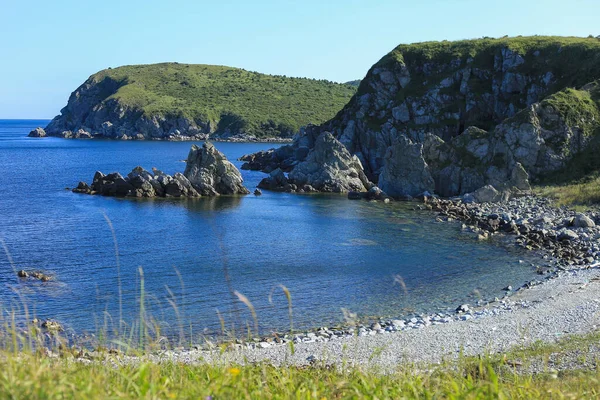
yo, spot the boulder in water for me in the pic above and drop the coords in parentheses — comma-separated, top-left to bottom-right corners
(184, 142, 250, 195)
(28, 127, 46, 137)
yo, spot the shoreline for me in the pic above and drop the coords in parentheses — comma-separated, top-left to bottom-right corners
(11, 189, 600, 370)
(111, 262, 600, 371)
(30, 131, 293, 143)
(100, 195, 600, 369)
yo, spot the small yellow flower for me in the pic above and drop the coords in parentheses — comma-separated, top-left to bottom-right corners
(229, 367, 241, 376)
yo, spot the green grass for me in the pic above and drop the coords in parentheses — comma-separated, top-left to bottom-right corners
(84, 63, 357, 138)
(376, 36, 600, 87)
(535, 178, 600, 210)
(2, 335, 600, 399)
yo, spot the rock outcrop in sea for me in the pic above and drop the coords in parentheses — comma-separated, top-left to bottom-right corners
(240, 37, 600, 201)
(255, 132, 370, 193)
(73, 142, 249, 198)
(28, 127, 46, 137)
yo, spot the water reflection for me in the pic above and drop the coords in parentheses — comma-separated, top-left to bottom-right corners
(123, 195, 245, 213)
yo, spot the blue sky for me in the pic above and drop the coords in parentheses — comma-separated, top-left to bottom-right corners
(1, 0, 599, 118)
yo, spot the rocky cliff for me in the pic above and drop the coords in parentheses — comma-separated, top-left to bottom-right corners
(242, 37, 600, 199)
(45, 63, 356, 141)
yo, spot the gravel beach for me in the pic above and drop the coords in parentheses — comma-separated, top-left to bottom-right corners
(109, 196, 600, 371)
(121, 265, 600, 371)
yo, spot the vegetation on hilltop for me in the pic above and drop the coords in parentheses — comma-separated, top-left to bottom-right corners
(344, 79, 362, 87)
(374, 36, 600, 88)
(351, 36, 600, 133)
(70, 63, 357, 138)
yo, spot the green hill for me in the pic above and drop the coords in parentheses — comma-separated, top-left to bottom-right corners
(45, 63, 357, 140)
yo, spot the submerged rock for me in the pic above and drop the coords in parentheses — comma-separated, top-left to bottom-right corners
(41, 320, 63, 332)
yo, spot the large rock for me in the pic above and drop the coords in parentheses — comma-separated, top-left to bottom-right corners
(183, 142, 250, 195)
(377, 136, 435, 197)
(74, 144, 248, 198)
(471, 185, 504, 203)
(574, 213, 595, 228)
(287, 132, 370, 192)
(28, 127, 46, 137)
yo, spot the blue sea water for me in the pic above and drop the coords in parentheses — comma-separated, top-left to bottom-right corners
(0, 119, 541, 338)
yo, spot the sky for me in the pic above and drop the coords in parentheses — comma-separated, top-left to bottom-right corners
(1, 0, 599, 119)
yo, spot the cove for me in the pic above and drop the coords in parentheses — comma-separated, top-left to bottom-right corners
(0, 120, 542, 338)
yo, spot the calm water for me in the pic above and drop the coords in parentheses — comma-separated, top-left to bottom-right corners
(0, 119, 541, 338)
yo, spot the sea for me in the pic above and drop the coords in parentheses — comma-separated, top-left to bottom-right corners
(0, 119, 542, 339)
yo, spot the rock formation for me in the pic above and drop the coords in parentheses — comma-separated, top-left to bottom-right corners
(256, 132, 370, 193)
(73, 143, 249, 198)
(184, 142, 249, 195)
(240, 37, 600, 201)
(28, 127, 46, 137)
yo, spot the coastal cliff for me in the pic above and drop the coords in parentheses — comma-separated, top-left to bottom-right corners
(44, 63, 356, 141)
(242, 36, 600, 199)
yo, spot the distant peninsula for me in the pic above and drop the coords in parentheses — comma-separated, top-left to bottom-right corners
(42, 63, 357, 141)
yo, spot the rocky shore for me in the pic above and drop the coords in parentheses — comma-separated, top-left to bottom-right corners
(430, 195, 599, 267)
(28, 126, 292, 143)
(72, 142, 249, 198)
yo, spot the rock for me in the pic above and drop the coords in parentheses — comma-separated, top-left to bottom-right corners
(254, 188, 262, 196)
(258, 168, 289, 191)
(28, 127, 46, 137)
(41, 320, 63, 332)
(558, 229, 579, 241)
(472, 185, 501, 203)
(462, 193, 476, 204)
(456, 304, 470, 314)
(72, 181, 92, 194)
(365, 186, 389, 201)
(172, 173, 200, 197)
(347, 191, 363, 200)
(378, 136, 435, 197)
(77, 144, 249, 199)
(288, 132, 370, 193)
(574, 214, 595, 228)
(184, 142, 250, 195)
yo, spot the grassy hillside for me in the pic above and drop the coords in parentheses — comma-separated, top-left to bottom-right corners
(88, 63, 356, 137)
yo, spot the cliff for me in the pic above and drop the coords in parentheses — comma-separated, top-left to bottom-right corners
(45, 63, 356, 140)
(241, 36, 600, 198)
